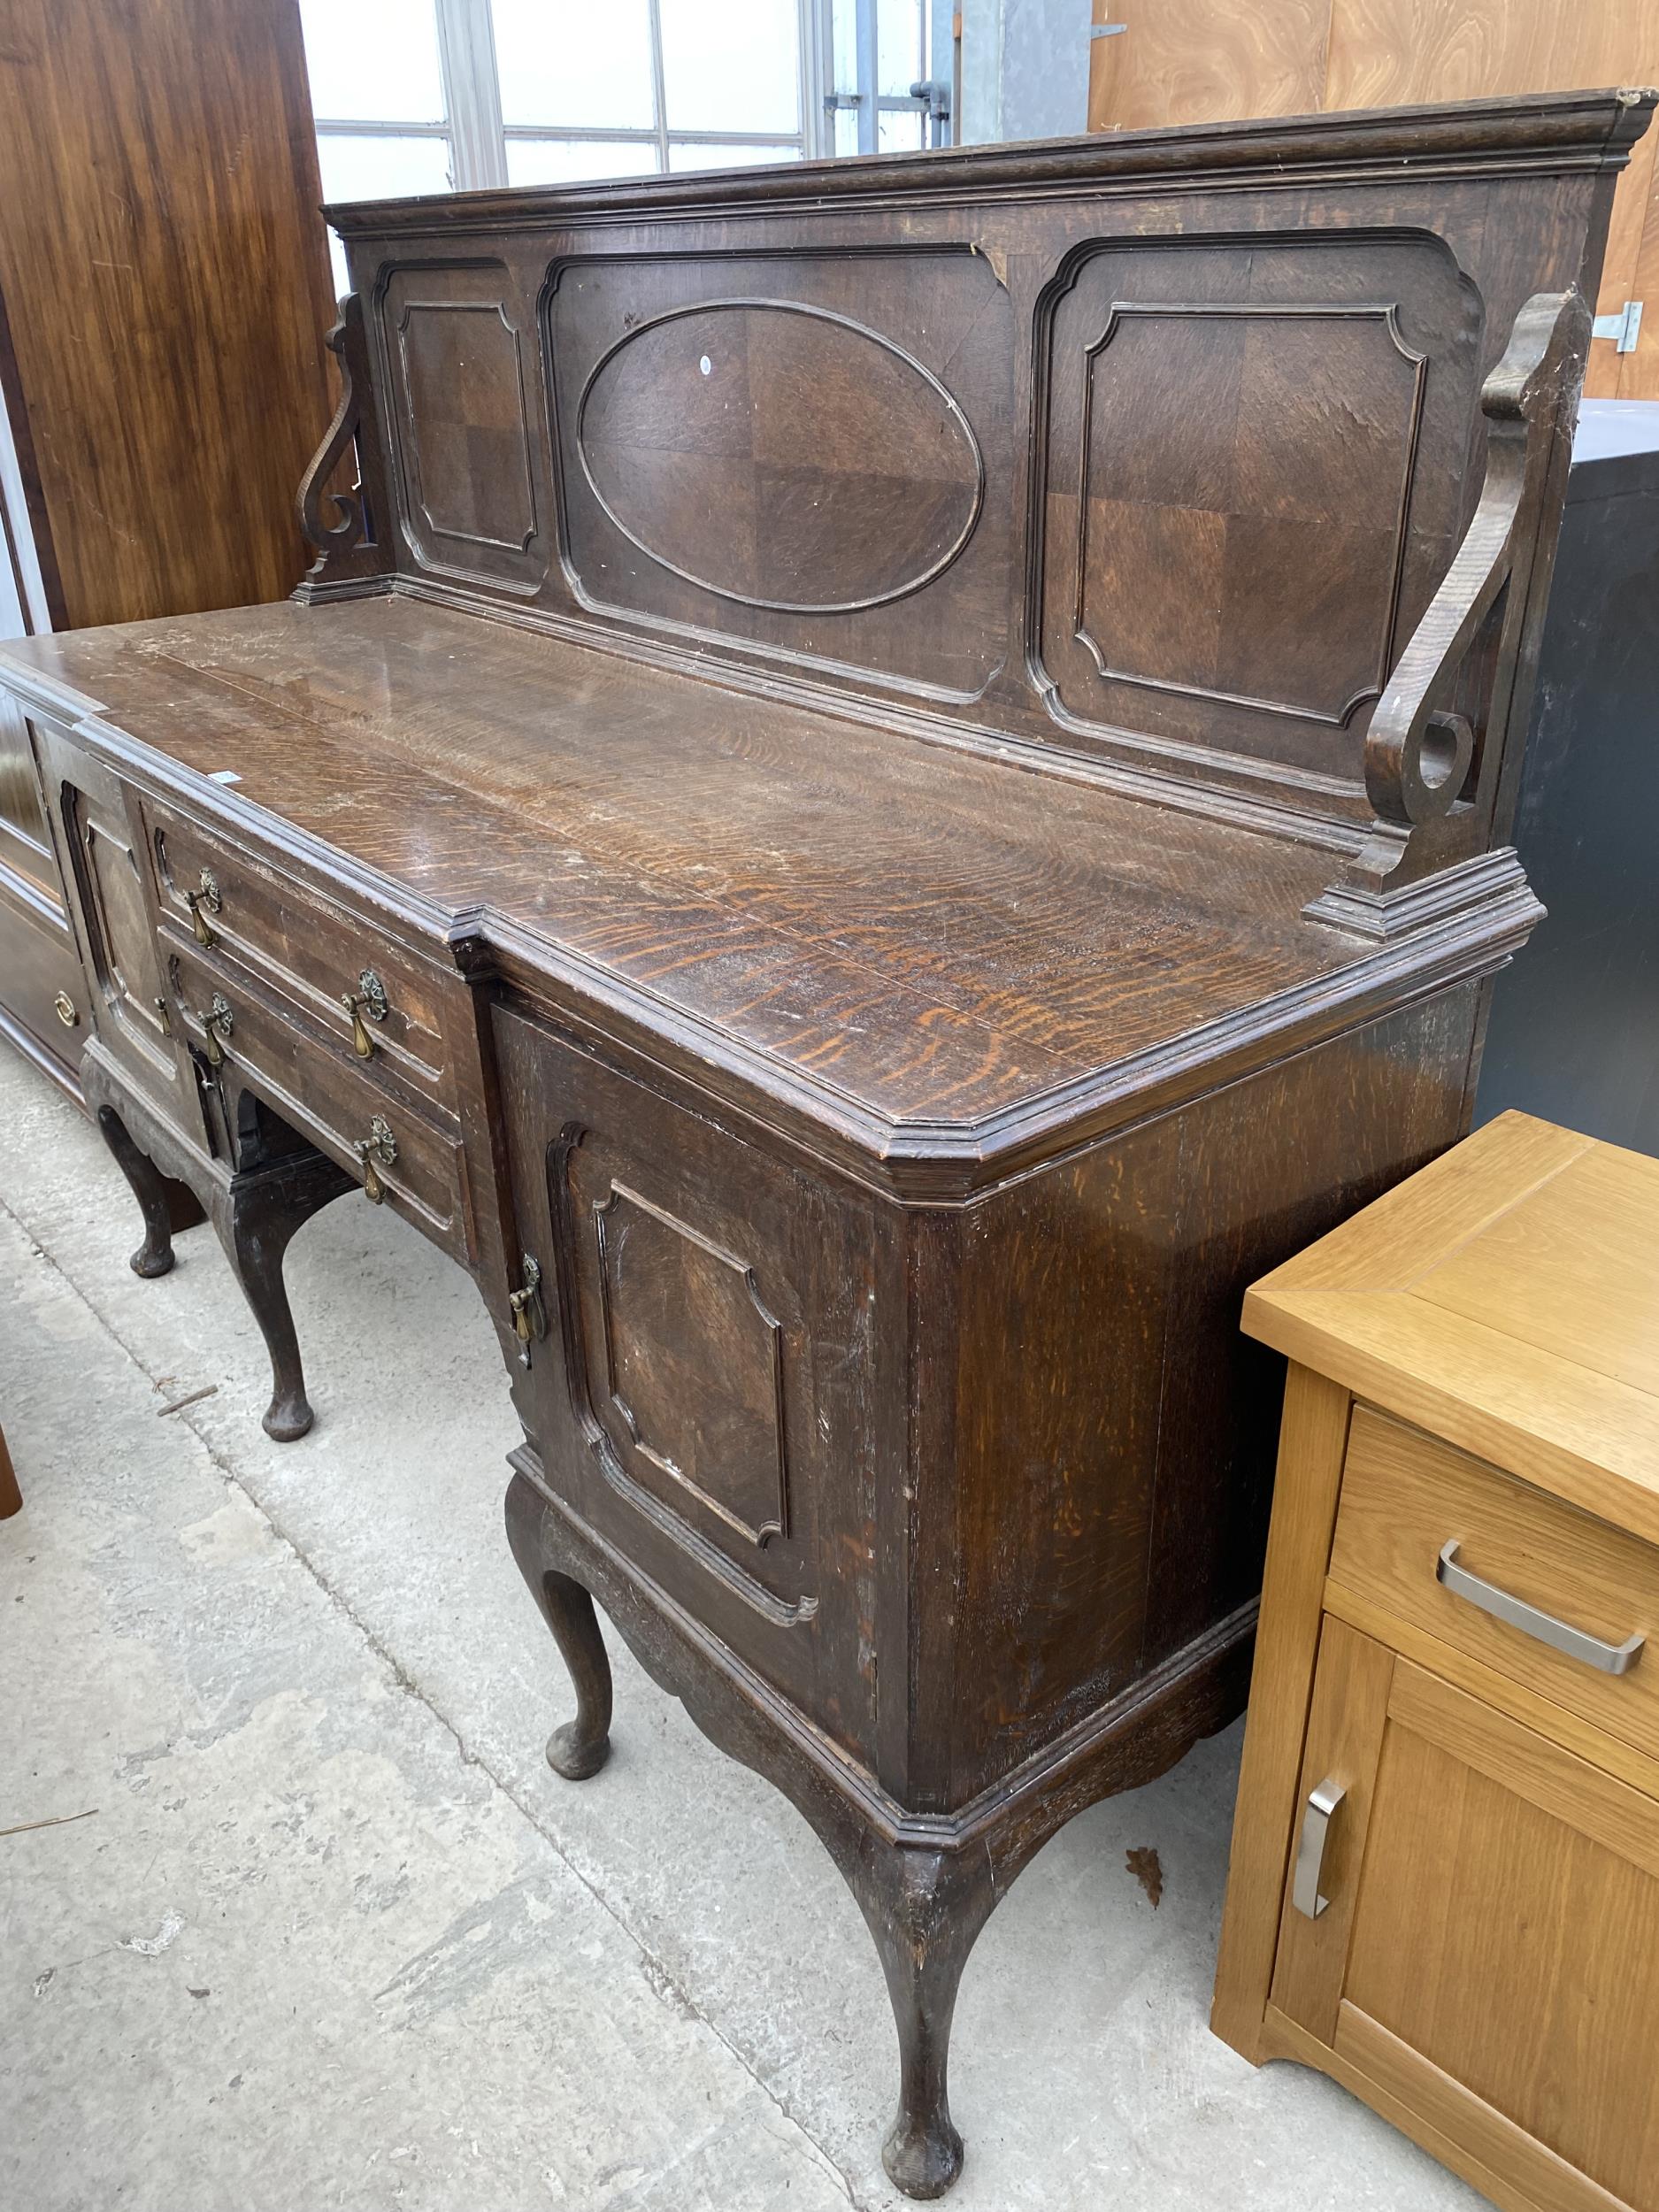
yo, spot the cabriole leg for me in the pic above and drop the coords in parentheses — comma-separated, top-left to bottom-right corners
(95, 1104, 177, 1279)
(505, 1469, 613, 1778)
(853, 1843, 1000, 2200)
(218, 1176, 317, 1441)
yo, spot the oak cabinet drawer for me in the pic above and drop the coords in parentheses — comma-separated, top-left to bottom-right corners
(166, 940, 472, 1263)
(142, 798, 457, 1114)
(1330, 1406, 1659, 1765)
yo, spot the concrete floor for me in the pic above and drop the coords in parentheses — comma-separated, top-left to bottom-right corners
(0, 1044, 1483, 2211)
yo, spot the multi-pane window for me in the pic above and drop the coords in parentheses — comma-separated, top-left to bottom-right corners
(495, 0, 807, 183)
(301, 0, 953, 288)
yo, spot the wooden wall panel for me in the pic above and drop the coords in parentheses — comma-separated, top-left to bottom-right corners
(1086, 0, 1330, 131)
(1088, 0, 1659, 398)
(0, 0, 337, 627)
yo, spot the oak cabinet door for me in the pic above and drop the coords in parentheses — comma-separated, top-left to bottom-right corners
(32, 719, 188, 1117)
(1272, 1619, 1659, 2210)
(490, 1000, 889, 1776)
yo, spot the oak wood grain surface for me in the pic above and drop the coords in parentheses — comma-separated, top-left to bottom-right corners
(1244, 1111, 1659, 1539)
(2, 594, 1367, 1133)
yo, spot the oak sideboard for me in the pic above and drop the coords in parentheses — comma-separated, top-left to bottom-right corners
(1, 92, 1646, 2195)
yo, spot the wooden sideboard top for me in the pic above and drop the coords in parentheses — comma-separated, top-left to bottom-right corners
(1243, 1110, 1659, 1542)
(2, 595, 1404, 1146)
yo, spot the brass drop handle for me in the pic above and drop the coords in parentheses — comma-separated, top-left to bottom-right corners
(54, 990, 80, 1028)
(184, 868, 222, 947)
(356, 1114, 396, 1203)
(339, 967, 389, 1058)
(508, 1254, 546, 1364)
(153, 995, 172, 1036)
(196, 991, 234, 1067)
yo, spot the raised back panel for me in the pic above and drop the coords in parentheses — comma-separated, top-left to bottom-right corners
(1036, 234, 1482, 781)
(327, 95, 1642, 835)
(546, 249, 1015, 701)
(380, 262, 546, 594)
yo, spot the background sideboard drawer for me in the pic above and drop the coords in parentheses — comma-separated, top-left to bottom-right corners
(1330, 1406, 1659, 1763)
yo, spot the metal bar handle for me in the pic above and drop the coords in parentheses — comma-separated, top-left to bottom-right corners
(1437, 1540, 1644, 1677)
(1292, 1776, 1345, 1920)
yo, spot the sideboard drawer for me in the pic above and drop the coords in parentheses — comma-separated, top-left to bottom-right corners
(1330, 1406, 1659, 1763)
(142, 797, 456, 1113)
(166, 941, 472, 1263)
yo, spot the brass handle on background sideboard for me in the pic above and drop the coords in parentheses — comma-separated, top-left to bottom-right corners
(196, 992, 234, 1067)
(356, 1114, 397, 1203)
(53, 991, 79, 1028)
(1437, 1540, 1645, 1676)
(184, 868, 222, 947)
(1291, 1776, 1345, 1920)
(340, 967, 389, 1058)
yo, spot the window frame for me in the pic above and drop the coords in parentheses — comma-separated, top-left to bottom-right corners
(308, 0, 841, 196)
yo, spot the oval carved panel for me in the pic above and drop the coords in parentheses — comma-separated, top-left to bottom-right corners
(575, 299, 984, 614)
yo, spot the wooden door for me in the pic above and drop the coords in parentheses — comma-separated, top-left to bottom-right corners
(31, 722, 189, 1120)
(489, 1000, 886, 1773)
(0, 694, 83, 1083)
(1271, 1617, 1659, 2210)
(1087, 0, 1659, 400)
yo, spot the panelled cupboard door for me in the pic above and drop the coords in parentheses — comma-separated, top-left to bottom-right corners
(1272, 1619, 1659, 2211)
(489, 1000, 888, 1775)
(29, 720, 190, 1122)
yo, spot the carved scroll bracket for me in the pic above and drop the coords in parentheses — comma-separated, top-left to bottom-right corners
(293, 293, 395, 604)
(1307, 288, 1591, 939)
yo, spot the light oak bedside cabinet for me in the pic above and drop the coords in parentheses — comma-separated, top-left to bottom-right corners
(1213, 1110, 1659, 2212)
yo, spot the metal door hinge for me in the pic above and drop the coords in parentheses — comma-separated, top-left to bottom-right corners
(1592, 300, 1644, 353)
(824, 91, 862, 111)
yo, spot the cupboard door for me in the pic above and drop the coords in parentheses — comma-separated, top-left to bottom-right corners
(1275, 1628, 1659, 2210)
(32, 719, 188, 1117)
(491, 1001, 889, 1774)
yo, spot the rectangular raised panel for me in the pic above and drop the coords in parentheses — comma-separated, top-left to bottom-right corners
(378, 262, 545, 592)
(545, 249, 1014, 701)
(57, 772, 180, 1106)
(594, 1182, 788, 1551)
(1077, 305, 1424, 721)
(553, 1115, 815, 1624)
(1038, 234, 1481, 780)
